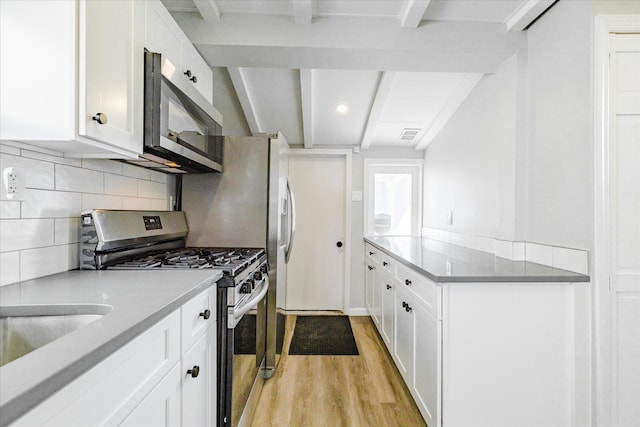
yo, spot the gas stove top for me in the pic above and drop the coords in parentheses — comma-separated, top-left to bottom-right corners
(108, 247, 266, 277)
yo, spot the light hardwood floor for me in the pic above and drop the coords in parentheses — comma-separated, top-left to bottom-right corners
(251, 316, 427, 427)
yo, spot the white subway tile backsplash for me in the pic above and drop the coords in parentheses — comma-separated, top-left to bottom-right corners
(512, 242, 525, 261)
(525, 242, 553, 266)
(82, 193, 123, 210)
(21, 149, 82, 167)
(0, 144, 20, 155)
(22, 189, 82, 218)
(0, 153, 55, 189)
(55, 218, 81, 245)
(122, 197, 168, 211)
(0, 251, 20, 286)
(82, 159, 123, 175)
(123, 163, 151, 180)
(105, 174, 138, 197)
(0, 201, 20, 219)
(149, 170, 168, 184)
(494, 240, 514, 259)
(20, 244, 79, 282)
(0, 219, 54, 252)
(0, 146, 171, 284)
(138, 179, 167, 199)
(552, 247, 589, 275)
(55, 164, 104, 193)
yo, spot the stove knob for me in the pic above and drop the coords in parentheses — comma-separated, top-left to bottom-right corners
(253, 271, 262, 281)
(260, 264, 268, 274)
(240, 280, 254, 293)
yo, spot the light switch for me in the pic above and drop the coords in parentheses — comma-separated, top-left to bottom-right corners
(351, 191, 363, 202)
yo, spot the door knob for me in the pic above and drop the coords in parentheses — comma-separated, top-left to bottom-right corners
(92, 113, 108, 125)
(336, 241, 343, 248)
(187, 365, 200, 378)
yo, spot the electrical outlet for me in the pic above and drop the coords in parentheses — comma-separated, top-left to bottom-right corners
(2, 167, 26, 201)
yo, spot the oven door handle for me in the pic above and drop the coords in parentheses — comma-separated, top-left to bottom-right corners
(227, 276, 269, 329)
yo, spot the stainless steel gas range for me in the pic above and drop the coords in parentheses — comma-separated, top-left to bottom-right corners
(80, 209, 268, 426)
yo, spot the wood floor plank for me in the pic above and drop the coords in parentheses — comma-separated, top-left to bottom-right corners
(250, 315, 426, 427)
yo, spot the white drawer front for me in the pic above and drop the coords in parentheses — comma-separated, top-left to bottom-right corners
(365, 243, 381, 264)
(396, 262, 441, 320)
(181, 285, 216, 355)
(380, 253, 395, 276)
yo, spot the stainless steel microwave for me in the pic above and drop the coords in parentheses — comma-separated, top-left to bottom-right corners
(141, 50, 223, 173)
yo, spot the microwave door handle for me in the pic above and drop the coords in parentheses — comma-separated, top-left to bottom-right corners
(228, 277, 269, 328)
(285, 179, 296, 264)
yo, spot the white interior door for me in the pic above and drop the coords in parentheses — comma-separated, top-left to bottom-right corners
(286, 155, 346, 311)
(609, 33, 640, 427)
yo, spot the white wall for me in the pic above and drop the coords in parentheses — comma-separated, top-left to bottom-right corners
(351, 147, 424, 311)
(423, 54, 519, 241)
(422, 0, 640, 254)
(525, 0, 593, 250)
(0, 142, 176, 286)
(212, 67, 251, 136)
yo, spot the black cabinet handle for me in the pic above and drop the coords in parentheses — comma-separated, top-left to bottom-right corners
(405, 305, 412, 313)
(190, 75, 197, 83)
(367, 265, 374, 271)
(402, 301, 407, 308)
(184, 69, 192, 78)
(369, 251, 375, 256)
(405, 279, 412, 286)
(187, 365, 200, 378)
(92, 113, 108, 125)
(199, 309, 211, 320)
(386, 284, 392, 290)
(383, 261, 388, 266)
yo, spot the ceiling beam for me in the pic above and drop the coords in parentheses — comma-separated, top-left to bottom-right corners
(293, 0, 313, 25)
(193, 0, 221, 23)
(300, 69, 314, 148)
(174, 14, 522, 73)
(414, 73, 483, 151)
(360, 72, 395, 150)
(227, 67, 263, 134)
(399, 0, 431, 28)
(506, 0, 555, 31)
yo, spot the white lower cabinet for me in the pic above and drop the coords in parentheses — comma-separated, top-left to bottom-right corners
(182, 327, 216, 427)
(121, 364, 182, 427)
(380, 275, 395, 347)
(393, 285, 414, 382)
(13, 285, 217, 427)
(365, 242, 589, 427)
(365, 262, 374, 313)
(413, 302, 441, 427)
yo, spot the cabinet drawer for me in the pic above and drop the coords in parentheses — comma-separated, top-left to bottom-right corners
(380, 253, 395, 275)
(365, 243, 381, 264)
(181, 285, 216, 354)
(396, 262, 441, 319)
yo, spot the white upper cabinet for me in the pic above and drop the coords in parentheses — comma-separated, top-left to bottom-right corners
(0, 0, 144, 158)
(145, 0, 213, 104)
(80, 0, 144, 155)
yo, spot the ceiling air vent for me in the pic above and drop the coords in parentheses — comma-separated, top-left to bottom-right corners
(400, 128, 422, 142)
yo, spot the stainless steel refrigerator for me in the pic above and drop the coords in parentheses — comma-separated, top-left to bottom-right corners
(181, 133, 295, 424)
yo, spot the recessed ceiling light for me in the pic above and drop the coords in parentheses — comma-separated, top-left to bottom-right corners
(335, 103, 349, 114)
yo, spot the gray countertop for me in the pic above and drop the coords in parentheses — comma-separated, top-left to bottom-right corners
(0, 269, 222, 426)
(365, 236, 590, 283)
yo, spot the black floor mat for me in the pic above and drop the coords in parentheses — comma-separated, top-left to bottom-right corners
(288, 315, 359, 356)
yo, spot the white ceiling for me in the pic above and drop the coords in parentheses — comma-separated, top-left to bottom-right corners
(162, 0, 555, 149)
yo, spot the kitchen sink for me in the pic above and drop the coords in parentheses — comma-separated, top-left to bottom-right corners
(0, 304, 112, 367)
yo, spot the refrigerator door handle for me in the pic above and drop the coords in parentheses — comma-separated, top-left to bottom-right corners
(285, 179, 296, 264)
